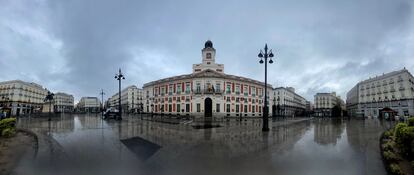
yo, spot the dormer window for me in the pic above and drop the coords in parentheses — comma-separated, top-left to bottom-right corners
(206, 53, 211, 59)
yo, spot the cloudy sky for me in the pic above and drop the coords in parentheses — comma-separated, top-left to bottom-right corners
(1, 0, 413, 102)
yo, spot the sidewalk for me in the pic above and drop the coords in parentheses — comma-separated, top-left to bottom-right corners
(0, 131, 36, 175)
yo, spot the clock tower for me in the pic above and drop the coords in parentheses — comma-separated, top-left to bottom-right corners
(192, 40, 224, 73)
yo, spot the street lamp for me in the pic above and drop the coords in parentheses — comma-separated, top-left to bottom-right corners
(258, 44, 274, 132)
(115, 68, 125, 120)
(28, 99, 31, 117)
(44, 91, 54, 121)
(100, 89, 105, 118)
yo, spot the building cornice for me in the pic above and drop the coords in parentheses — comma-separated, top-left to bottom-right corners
(143, 69, 271, 88)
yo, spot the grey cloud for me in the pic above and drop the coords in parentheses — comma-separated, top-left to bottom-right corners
(0, 0, 413, 102)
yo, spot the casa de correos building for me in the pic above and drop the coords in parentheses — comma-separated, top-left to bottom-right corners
(143, 40, 288, 118)
(143, 41, 273, 117)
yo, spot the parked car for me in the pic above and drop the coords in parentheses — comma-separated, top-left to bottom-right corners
(103, 108, 120, 119)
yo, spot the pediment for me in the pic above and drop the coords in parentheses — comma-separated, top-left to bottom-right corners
(192, 69, 225, 78)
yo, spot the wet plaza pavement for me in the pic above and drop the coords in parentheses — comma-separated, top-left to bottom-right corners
(12, 114, 394, 175)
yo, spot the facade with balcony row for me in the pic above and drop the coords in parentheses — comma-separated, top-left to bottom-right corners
(272, 87, 307, 117)
(107, 85, 143, 113)
(346, 68, 414, 117)
(314, 92, 345, 117)
(0, 80, 74, 116)
(76, 97, 101, 113)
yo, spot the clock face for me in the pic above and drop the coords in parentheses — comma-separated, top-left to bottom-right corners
(206, 53, 211, 59)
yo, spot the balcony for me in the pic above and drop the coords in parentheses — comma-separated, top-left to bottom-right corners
(390, 89, 396, 92)
(399, 87, 405, 91)
(398, 78, 403, 82)
(194, 88, 223, 95)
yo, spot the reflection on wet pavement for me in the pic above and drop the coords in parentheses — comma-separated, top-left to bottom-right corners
(13, 114, 394, 175)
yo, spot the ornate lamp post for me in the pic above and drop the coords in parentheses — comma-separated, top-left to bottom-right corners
(258, 44, 274, 132)
(115, 68, 125, 120)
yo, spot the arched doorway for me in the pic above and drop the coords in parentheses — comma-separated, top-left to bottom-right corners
(204, 97, 212, 118)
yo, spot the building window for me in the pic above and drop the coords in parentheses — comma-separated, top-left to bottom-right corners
(252, 105, 255, 113)
(226, 84, 231, 94)
(186, 104, 190, 112)
(196, 82, 201, 93)
(215, 83, 221, 92)
(197, 103, 201, 112)
(169, 85, 173, 95)
(177, 84, 181, 94)
(244, 86, 248, 96)
(186, 83, 191, 94)
(226, 97, 230, 102)
(177, 104, 180, 113)
(168, 104, 172, 112)
(244, 105, 247, 113)
(235, 85, 240, 95)
(236, 104, 239, 113)
(252, 87, 256, 97)
(216, 104, 220, 112)
(226, 104, 230, 113)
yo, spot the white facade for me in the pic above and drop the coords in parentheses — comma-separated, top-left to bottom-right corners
(272, 87, 307, 117)
(54, 92, 74, 113)
(0, 80, 48, 116)
(108, 85, 143, 113)
(143, 40, 274, 118)
(77, 97, 100, 113)
(346, 68, 414, 117)
(314, 92, 345, 117)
